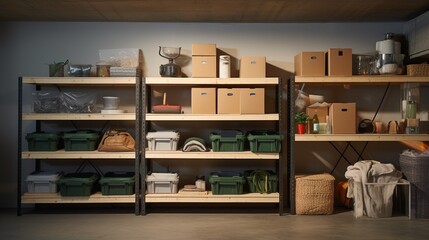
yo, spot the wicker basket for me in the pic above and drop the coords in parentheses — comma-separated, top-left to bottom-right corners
(399, 154, 429, 218)
(407, 64, 429, 76)
(295, 173, 335, 215)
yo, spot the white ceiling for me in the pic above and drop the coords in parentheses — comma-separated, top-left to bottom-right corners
(1, 0, 428, 22)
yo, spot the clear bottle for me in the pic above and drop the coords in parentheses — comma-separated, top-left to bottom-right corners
(312, 113, 320, 134)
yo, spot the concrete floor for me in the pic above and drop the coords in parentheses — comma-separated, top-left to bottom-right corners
(1, 208, 429, 240)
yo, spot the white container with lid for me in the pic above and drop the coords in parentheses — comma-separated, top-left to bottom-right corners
(146, 173, 179, 194)
(26, 172, 62, 193)
(146, 131, 180, 151)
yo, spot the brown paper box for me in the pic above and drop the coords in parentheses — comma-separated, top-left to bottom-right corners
(191, 88, 216, 114)
(240, 56, 266, 78)
(240, 88, 265, 114)
(327, 48, 352, 76)
(192, 56, 217, 77)
(295, 52, 325, 76)
(217, 88, 240, 114)
(329, 103, 356, 134)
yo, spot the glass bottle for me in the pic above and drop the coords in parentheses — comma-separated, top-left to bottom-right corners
(312, 113, 320, 134)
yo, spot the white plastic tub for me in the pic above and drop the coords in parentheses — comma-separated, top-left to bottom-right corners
(146, 173, 179, 194)
(146, 131, 180, 151)
(26, 172, 62, 193)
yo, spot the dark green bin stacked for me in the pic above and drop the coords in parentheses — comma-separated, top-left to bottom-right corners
(244, 170, 278, 193)
(247, 131, 283, 153)
(210, 130, 245, 152)
(99, 172, 135, 195)
(63, 130, 100, 151)
(58, 172, 99, 196)
(209, 172, 246, 195)
(26, 132, 61, 151)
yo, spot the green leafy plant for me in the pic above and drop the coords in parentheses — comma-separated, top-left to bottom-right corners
(49, 59, 69, 77)
(294, 112, 309, 124)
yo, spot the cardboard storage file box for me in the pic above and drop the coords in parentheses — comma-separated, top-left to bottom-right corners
(26, 172, 62, 193)
(146, 172, 179, 194)
(240, 56, 266, 78)
(295, 52, 326, 76)
(327, 48, 352, 76)
(191, 88, 216, 114)
(192, 43, 217, 77)
(99, 172, 135, 195)
(146, 131, 180, 151)
(209, 172, 246, 195)
(217, 88, 240, 114)
(296, 173, 335, 215)
(240, 88, 265, 114)
(329, 103, 356, 134)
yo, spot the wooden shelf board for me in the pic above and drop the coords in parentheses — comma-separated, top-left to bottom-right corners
(295, 75, 429, 83)
(146, 114, 279, 121)
(22, 150, 135, 159)
(145, 150, 279, 159)
(145, 192, 279, 203)
(21, 192, 135, 203)
(22, 77, 137, 85)
(295, 134, 429, 142)
(145, 77, 278, 85)
(22, 113, 136, 120)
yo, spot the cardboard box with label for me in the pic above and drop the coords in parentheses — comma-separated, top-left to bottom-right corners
(217, 88, 240, 114)
(191, 88, 216, 114)
(240, 88, 265, 114)
(329, 103, 356, 134)
(295, 52, 325, 76)
(192, 43, 217, 78)
(327, 48, 352, 76)
(306, 105, 329, 123)
(240, 56, 266, 78)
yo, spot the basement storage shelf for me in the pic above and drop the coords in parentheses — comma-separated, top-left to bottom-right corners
(18, 77, 142, 215)
(288, 75, 429, 216)
(141, 77, 286, 215)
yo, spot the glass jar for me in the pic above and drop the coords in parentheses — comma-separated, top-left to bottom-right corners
(96, 62, 111, 77)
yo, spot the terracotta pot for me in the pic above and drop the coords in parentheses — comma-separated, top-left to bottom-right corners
(297, 123, 306, 134)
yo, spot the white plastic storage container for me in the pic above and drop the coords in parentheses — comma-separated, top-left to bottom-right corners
(26, 172, 62, 193)
(146, 131, 180, 151)
(146, 172, 179, 194)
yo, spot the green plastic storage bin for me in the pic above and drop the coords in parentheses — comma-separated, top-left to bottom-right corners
(244, 170, 278, 193)
(247, 131, 283, 153)
(209, 172, 245, 195)
(25, 132, 61, 151)
(58, 172, 99, 196)
(99, 172, 135, 195)
(210, 130, 245, 152)
(63, 130, 100, 151)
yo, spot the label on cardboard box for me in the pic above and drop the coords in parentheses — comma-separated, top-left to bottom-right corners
(240, 88, 265, 114)
(217, 88, 240, 114)
(191, 88, 216, 114)
(192, 44, 217, 56)
(329, 103, 356, 134)
(192, 56, 217, 77)
(294, 52, 325, 76)
(327, 48, 352, 76)
(240, 56, 266, 78)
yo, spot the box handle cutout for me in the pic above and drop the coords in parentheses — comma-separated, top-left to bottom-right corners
(311, 56, 317, 60)
(341, 108, 348, 112)
(200, 92, 208, 96)
(250, 93, 256, 96)
(338, 51, 343, 56)
(201, 61, 208, 64)
(227, 93, 234, 96)
(251, 61, 257, 64)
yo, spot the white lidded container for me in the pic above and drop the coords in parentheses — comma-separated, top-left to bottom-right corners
(26, 172, 62, 193)
(146, 173, 179, 194)
(219, 55, 231, 78)
(146, 131, 180, 151)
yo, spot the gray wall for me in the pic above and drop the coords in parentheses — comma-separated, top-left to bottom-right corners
(0, 21, 409, 208)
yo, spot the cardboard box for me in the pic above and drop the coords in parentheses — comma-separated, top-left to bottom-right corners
(329, 103, 356, 134)
(240, 56, 266, 78)
(327, 48, 352, 76)
(217, 88, 240, 114)
(191, 88, 216, 114)
(306, 106, 329, 123)
(240, 88, 265, 114)
(295, 52, 325, 76)
(192, 44, 216, 56)
(192, 56, 217, 77)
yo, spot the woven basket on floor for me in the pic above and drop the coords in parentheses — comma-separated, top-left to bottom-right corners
(295, 173, 335, 215)
(399, 154, 429, 218)
(407, 64, 429, 76)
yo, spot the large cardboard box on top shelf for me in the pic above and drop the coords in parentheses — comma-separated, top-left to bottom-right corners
(240, 56, 266, 78)
(295, 52, 325, 76)
(327, 48, 352, 76)
(191, 88, 216, 114)
(192, 43, 217, 78)
(240, 88, 265, 114)
(329, 103, 356, 134)
(217, 88, 240, 114)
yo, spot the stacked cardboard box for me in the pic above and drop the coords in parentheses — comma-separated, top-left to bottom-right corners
(192, 44, 217, 77)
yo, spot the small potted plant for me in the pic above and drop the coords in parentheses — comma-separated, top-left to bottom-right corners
(295, 112, 309, 134)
